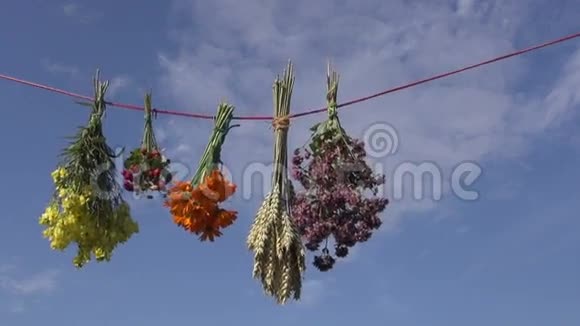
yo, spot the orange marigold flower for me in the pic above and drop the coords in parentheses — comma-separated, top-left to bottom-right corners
(200, 170, 236, 202)
(166, 172, 237, 241)
(165, 181, 194, 214)
(190, 187, 218, 208)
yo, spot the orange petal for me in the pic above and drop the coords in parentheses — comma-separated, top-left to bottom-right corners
(198, 226, 222, 242)
(191, 188, 218, 207)
(168, 181, 192, 194)
(198, 183, 221, 202)
(172, 215, 190, 229)
(168, 202, 189, 218)
(201, 170, 234, 202)
(187, 217, 205, 232)
(217, 209, 237, 227)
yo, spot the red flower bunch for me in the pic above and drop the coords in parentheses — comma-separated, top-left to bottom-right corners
(122, 93, 172, 198)
(122, 147, 172, 197)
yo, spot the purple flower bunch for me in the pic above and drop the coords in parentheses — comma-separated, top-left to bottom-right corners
(291, 130, 389, 271)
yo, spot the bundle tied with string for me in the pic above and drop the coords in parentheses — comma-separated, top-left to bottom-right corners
(247, 61, 306, 305)
(290, 63, 389, 272)
(165, 102, 238, 242)
(122, 92, 172, 199)
(39, 70, 139, 268)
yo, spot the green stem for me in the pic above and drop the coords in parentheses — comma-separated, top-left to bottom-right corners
(309, 63, 354, 157)
(64, 70, 125, 226)
(271, 61, 294, 212)
(141, 92, 158, 152)
(325, 63, 346, 136)
(89, 69, 108, 125)
(326, 66, 355, 157)
(326, 62, 339, 121)
(190, 102, 236, 186)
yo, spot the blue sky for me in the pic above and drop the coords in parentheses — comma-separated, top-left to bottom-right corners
(1, 0, 579, 325)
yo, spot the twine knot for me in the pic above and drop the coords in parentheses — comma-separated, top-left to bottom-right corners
(272, 115, 290, 130)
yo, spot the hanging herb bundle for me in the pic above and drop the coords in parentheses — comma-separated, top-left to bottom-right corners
(122, 93, 172, 199)
(39, 70, 139, 268)
(247, 62, 306, 304)
(164, 102, 238, 241)
(290, 64, 388, 272)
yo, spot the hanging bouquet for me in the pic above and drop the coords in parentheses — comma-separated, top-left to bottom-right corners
(247, 62, 306, 304)
(39, 71, 139, 268)
(290, 64, 389, 272)
(164, 102, 238, 241)
(122, 93, 172, 198)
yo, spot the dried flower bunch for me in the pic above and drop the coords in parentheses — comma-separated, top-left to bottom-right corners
(122, 93, 172, 198)
(165, 102, 238, 241)
(291, 64, 389, 271)
(39, 70, 139, 268)
(247, 62, 306, 304)
(34, 62, 393, 304)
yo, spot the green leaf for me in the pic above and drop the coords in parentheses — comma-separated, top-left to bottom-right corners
(309, 123, 320, 132)
(74, 101, 93, 107)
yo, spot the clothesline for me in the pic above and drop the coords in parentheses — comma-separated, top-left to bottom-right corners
(1, 31, 579, 120)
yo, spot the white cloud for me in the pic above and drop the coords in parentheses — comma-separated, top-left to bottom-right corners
(62, 3, 79, 16)
(486, 180, 520, 200)
(43, 60, 79, 78)
(0, 268, 59, 296)
(376, 292, 409, 314)
(156, 0, 580, 249)
(174, 143, 191, 153)
(542, 49, 580, 128)
(8, 302, 25, 314)
(456, 0, 475, 16)
(107, 76, 132, 97)
(456, 225, 471, 234)
(62, 3, 101, 23)
(298, 279, 325, 306)
(341, 245, 361, 264)
(0, 264, 16, 274)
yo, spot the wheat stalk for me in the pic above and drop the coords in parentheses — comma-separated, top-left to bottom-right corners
(247, 61, 306, 304)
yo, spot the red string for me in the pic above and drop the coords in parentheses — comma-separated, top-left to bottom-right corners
(1, 31, 579, 121)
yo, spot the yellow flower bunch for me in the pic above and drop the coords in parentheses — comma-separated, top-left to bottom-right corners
(40, 167, 139, 267)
